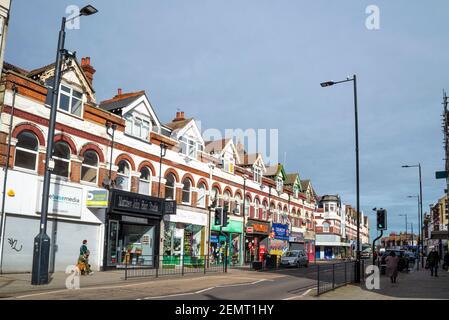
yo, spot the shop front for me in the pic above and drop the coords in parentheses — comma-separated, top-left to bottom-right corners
(269, 223, 290, 258)
(211, 218, 243, 266)
(103, 189, 174, 269)
(244, 219, 270, 263)
(162, 206, 208, 266)
(304, 231, 316, 263)
(289, 229, 305, 251)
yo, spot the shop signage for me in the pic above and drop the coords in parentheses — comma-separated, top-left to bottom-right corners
(164, 208, 207, 226)
(164, 200, 177, 215)
(86, 190, 108, 208)
(289, 232, 304, 243)
(122, 215, 148, 225)
(246, 220, 270, 235)
(272, 223, 289, 241)
(210, 235, 218, 243)
(109, 189, 163, 217)
(37, 180, 82, 218)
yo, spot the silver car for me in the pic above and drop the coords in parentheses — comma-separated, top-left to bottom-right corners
(280, 250, 309, 268)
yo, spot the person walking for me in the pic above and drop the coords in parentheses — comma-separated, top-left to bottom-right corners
(385, 251, 399, 283)
(78, 240, 93, 275)
(427, 248, 440, 277)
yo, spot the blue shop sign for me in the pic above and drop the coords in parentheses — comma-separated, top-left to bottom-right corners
(272, 223, 289, 240)
(210, 235, 219, 243)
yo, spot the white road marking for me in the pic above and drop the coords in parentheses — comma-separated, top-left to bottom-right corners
(282, 288, 315, 300)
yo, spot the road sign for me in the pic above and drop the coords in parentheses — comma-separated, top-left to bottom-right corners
(435, 171, 448, 179)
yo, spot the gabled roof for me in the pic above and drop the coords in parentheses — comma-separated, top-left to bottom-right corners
(100, 91, 145, 112)
(3, 62, 29, 75)
(165, 118, 194, 131)
(205, 138, 231, 154)
(285, 173, 302, 187)
(264, 163, 287, 180)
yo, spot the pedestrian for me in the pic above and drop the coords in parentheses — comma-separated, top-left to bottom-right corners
(427, 247, 441, 277)
(385, 250, 399, 283)
(78, 240, 93, 275)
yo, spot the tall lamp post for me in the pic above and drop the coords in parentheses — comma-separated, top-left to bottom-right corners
(157, 143, 168, 198)
(31, 5, 98, 285)
(402, 164, 424, 268)
(399, 214, 408, 246)
(321, 75, 361, 283)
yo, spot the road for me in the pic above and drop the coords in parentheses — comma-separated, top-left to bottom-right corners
(4, 266, 319, 300)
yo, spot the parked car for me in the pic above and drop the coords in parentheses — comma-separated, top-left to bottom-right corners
(380, 249, 409, 272)
(404, 251, 416, 264)
(280, 250, 309, 268)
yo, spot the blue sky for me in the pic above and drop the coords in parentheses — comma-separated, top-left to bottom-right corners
(5, 1, 449, 241)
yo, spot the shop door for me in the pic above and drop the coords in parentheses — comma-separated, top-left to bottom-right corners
(107, 220, 120, 267)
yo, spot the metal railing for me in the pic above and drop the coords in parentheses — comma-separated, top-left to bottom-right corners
(123, 255, 228, 280)
(316, 260, 365, 296)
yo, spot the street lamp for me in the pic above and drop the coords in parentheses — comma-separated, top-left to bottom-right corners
(31, 5, 98, 286)
(157, 143, 168, 198)
(321, 74, 361, 283)
(402, 164, 424, 268)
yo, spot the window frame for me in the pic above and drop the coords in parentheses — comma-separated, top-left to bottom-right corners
(57, 84, 84, 117)
(182, 179, 192, 205)
(14, 131, 39, 172)
(52, 141, 71, 179)
(139, 166, 152, 196)
(80, 149, 99, 185)
(116, 160, 131, 191)
(253, 166, 262, 184)
(196, 183, 207, 208)
(165, 173, 176, 201)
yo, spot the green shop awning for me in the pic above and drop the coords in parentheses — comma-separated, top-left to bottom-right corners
(212, 219, 243, 233)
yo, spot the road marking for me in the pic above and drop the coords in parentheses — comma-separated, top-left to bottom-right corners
(283, 288, 315, 300)
(140, 279, 271, 300)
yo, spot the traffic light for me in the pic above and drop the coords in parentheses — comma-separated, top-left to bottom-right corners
(223, 205, 229, 227)
(214, 207, 223, 226)
(377, 209, 387, 230)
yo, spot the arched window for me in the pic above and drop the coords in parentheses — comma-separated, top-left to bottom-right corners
(234, 194, 242, 216)
(14, 131, 39, 171)
(81, 150, 98, 184)
(53, 141, 71, 178)
(116, 160, 130, 190)
(210, 187, 220, 207)
(323, 222, 330, 233)
(223, 190, 231, 211)
(139, 167, 151, 195)
(262, 201, 268, 220)
(165, 173, 176, 200)
(254, 199, 261, 219)
(182, 179, 192, 204)
(244, 196, 251, 217)
(196, 183, 206, 208)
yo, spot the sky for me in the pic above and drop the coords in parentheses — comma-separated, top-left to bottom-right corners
(5, 0, 449, 241)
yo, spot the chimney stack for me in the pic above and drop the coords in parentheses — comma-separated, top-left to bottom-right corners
(81, 56, 96, 85)
(173, 111, 186, 122)
(117, 88, 123, 96)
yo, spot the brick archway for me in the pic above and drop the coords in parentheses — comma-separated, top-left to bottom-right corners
(12, 123, 46, 147)
(115, 153, 136, 171)
(80, 143, 105, 163)
(54, 134, 77, 154)
(137, 161, 156, 176)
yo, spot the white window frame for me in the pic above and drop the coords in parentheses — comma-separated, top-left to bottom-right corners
(124, 114, 153, 141)
(196, 183, 207, 208)
(253, 166, 262, 184)
(139, 167, 152, 196)
(58, 84, 83, 117)
(182, 179, 192, 205)
(81, 150, 99, 185)
(52, 141, 71, 179)
(244, 197, 251, 217)
(323, 222, 330, 233)
(276, 176, 283, 192)
(116, 160, 131, 191)
(180, 137, 198, 159)
(14, 132, 39, 172)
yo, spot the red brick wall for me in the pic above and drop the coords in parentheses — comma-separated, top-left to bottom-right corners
(70, 161, 81, 183)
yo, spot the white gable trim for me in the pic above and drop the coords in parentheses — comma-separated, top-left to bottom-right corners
(174, 119, 204, 146)
(122, 94, 162, 132)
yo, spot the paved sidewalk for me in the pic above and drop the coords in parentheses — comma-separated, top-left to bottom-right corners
(305, 265, 449, 300)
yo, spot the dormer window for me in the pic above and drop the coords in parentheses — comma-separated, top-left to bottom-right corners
(58, 84, 83, 117)
(276, 176, 283, 192)
(293, 186, 299, 199)
(180, 137, 198, 159)
(222, 157, 235, 174)
(253, 166, 262, 184)
(124, 114, 151, 141)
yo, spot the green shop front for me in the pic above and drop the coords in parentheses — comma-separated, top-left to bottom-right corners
(210, 217, 244, 266)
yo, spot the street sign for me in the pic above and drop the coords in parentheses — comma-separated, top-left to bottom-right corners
(435, 171, 448, 179)
(246, 227, 254, 233)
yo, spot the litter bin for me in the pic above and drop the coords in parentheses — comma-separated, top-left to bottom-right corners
(252, 261, 263, 270)
(265, 254, 278, 268)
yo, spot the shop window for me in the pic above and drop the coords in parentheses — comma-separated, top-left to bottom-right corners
(52, 141, 71, 178)
(116, 160, 131, 191)
(196, 183, 207, 208)
(58, 84, 83, 117)
(139, 167, 152, 195)
(165, 173, 176, 200)
(81, 150, 99, 184)
(182, 179, 192, 204)
(14, 131, 39, 171)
